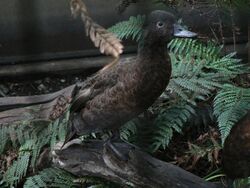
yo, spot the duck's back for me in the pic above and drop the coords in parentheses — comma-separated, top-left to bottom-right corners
(72, 54, 170, 134)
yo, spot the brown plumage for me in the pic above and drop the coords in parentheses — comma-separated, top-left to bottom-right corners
(66, 10, 196, 140)
(222, 111, 250, 179)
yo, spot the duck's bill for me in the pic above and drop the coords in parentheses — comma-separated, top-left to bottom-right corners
(173, 24, 197, 38)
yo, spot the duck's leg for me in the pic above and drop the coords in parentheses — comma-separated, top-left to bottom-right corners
(61, 113, 82, 149)
(104, 129, 135, 162)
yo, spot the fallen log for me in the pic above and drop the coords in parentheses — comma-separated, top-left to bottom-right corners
(0, 85, 76, 112)
(52, 139, 220, 188)
(0, 85, 76, 123)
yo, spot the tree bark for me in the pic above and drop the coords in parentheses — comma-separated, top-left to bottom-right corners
(0, 85, 76, 123)
(52, 139, 220, 188)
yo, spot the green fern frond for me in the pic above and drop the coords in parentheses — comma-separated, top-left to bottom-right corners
(24, 168, 76, 188)
(152, 103, 195, 151)
(1, 109, 70, 187)
(167, 53, 221, 104)
(4, 142, 32, 187)
(108, 15, 145, 41)
(0, 124, 8, 154)
(206, 52, 249, 78)
(213, 84, 250, 143)
(120, 119, 138, 141)
(168, 38, 222, 61)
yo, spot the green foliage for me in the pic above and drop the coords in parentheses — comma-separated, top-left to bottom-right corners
(203, 168, 225, 181)
(152, 103, 195, 151)
(168, 53, 221, 104)
(108, 15, 145, 41)
(213, 84, 250, 143)
(0, 110, 70, 187)
(24, 168, 76, 188)
(120, 119, 138, 141)
(233, 177, 250, 188)
(168, 38, 222, 61)
(4, 150, 30, 187)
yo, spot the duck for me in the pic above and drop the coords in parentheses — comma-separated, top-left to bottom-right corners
(222, 111, 250, 181)
(65, 10, 197, 147)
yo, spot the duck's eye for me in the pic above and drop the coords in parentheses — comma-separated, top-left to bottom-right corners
(156, 21, 164, 28)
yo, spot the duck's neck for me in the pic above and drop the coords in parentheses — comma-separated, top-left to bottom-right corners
(138, 38, 168, 65)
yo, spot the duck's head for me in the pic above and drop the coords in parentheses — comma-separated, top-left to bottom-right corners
(144, 10, 197, 42)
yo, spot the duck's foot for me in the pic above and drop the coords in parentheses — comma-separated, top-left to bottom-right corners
(104, 130, 138, 162)
(104, 139, 130, 162)
(61, 113, 82, 149)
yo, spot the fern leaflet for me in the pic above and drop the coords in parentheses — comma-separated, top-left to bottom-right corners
(213, 84, 250, 143)
(152, 103, 195, 151)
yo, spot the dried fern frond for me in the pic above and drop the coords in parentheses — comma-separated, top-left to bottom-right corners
(70, 0, 123, 58)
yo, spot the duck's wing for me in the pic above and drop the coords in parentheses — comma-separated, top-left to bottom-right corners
(70, 56, 136, 112)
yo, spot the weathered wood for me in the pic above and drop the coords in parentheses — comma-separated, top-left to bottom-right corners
(0, 85, 76, 123)
(0, 85, 76, 112)
(52, 139, 220, 188)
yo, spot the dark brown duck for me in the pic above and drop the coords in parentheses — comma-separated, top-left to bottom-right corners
(66, 10, 197, 139)
(223, 111, 250, 179)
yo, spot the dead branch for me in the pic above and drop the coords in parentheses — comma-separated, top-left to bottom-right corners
(52, 139, 220, 188)
(0, 85, 76, 123)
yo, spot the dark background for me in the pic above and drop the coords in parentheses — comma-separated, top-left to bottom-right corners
(0, 0, 248, 65)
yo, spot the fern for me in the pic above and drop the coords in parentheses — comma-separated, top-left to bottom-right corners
(1, 110, 69, 154)
(24, 168, 121, 188)
(168, 38, 222, 61)
(4, 141, 32, 187)
(213, 84, 250, 143)
(120, 119, 138, 141)
(151, 103, 195, 151)
(167, 53, 221, 104)
(206, 52, 249, 79)
(24, 168, 76, 188)
(1, 110, 70, 187)
(108, 15, 145, 41)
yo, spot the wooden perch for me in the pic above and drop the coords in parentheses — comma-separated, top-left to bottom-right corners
(52, 139, 220, 188)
